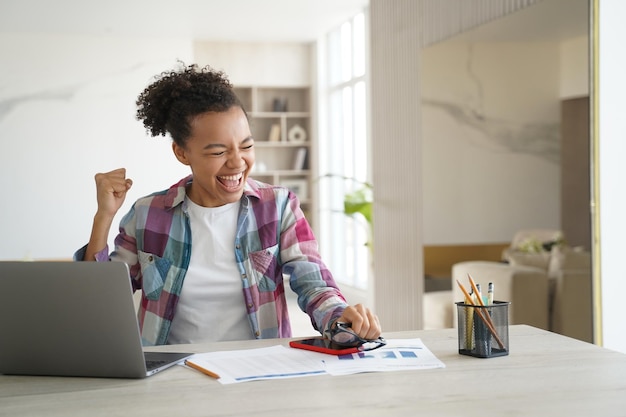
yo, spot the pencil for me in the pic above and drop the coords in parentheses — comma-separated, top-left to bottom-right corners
(463, 288, 475, 350)
(467, 275, 485, 307)
(467, 275, 504, 349)
(457, 278, 505, 350)
(185, 359, 220, 379)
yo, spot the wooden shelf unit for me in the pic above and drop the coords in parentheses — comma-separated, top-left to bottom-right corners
(234, 86, 313, 209)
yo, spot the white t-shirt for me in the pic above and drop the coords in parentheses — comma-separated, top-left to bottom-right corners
(167, 198, 252, 344)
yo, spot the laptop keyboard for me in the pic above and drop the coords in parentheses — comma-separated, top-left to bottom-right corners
(146, 360, 168, 371)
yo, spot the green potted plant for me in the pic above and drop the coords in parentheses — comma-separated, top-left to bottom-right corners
(320, 174, 373, 249)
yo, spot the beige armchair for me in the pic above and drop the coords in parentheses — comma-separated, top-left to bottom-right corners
(550, 248, 593, 342)
(451, 261, 551, 330)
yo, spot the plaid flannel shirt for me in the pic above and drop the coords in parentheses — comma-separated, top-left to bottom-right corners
(76, 175, 347, 346)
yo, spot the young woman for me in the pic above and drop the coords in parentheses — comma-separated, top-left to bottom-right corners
(77, 63, 381, 346)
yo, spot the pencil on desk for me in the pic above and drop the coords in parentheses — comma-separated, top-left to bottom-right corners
(185, 360, 220, 379)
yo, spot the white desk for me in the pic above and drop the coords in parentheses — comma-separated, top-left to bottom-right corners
(2, 325, 626, 416)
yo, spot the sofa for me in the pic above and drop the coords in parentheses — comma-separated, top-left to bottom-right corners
(549, 247, 593, 342)
(423, 231, 593, 343)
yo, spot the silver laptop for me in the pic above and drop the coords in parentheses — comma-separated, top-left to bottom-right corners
(0, 261, 192, 378)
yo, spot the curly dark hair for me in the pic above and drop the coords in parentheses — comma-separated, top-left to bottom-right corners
(135, 63, 245, 146)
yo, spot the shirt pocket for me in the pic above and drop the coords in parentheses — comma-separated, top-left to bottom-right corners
(248, 244, 280, 292)
(137, 251, 172, 301)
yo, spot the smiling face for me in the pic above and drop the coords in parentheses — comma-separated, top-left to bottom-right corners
(172, 106, 255, 207)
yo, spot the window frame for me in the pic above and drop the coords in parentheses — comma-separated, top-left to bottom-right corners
(316, 10, 371, 292)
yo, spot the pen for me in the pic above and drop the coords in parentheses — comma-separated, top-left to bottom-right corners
(185, 359, 220, 379)
(487, 282, 494, 305)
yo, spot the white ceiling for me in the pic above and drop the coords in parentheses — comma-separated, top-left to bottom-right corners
(0, 0, 588, 43)
(0, 0, 369, 42)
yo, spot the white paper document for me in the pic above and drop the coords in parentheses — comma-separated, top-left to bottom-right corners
(185, 345, 327, 384)
(185, 338, 444, 384)
(321, 338, 446, 376)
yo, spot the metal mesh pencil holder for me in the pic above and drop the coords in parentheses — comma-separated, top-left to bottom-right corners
(456, 301, 510, 358)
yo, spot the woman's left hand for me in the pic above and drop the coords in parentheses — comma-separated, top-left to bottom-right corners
(336, 304, 381, 340)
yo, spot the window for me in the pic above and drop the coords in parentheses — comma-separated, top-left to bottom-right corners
(317, 11, 370, 289)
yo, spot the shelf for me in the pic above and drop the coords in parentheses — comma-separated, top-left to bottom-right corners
(234, 85, 313, 216)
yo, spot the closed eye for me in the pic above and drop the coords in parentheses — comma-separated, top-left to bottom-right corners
(209, 145, 252, 156)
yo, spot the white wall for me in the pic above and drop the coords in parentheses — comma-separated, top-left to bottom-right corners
(598, 0, 626, 353)
(193, 41, 311, 86)
(560, 36, 589, 98)
(0, 34, 193, 260)
(421, 41, 561, 244)
(0, 36, 316, 261)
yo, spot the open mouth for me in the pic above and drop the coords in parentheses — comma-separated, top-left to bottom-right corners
(217, 173, 243, 190)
